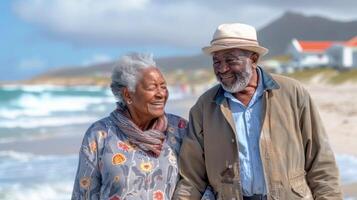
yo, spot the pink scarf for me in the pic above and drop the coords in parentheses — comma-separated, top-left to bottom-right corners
(111, 108, 168, 157)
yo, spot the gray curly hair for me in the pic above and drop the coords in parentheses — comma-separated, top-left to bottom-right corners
(110, 53, 157, 106)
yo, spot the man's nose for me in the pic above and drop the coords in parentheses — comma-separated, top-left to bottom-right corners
(216, 62, 230, 73)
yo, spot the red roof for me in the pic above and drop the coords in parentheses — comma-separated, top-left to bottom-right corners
(345, 36, 357, 47)
(297, 41, 334, 52)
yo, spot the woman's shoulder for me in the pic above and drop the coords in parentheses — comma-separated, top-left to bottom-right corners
(83, 116, 113, 140)
(166, 113, 187, 127)
(165, 113, 188, 139)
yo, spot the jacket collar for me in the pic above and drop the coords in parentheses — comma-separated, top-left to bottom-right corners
(213, 66, 280, 105)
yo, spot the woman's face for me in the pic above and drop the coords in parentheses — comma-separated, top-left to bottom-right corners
(128, 67, 168, 120)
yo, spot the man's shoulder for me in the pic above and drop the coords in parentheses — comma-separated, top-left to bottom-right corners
(270, 73, 307, 92)
(271, 73, 301, 85)
(269, 73, 311, 105)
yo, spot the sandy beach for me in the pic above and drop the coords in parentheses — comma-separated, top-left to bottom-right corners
(305, 83, 357, 156)
(1, 83, 357, 198)
(305, 83, 357, 198)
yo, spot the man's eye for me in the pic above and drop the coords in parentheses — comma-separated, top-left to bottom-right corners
(227, 59, 241, 65)
(213, 61, 220, 66)
(226, 58, 237, 62)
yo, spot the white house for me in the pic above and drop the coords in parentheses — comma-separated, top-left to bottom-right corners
(260, 59, 284, 73)
(286, 38, 333, 69)
(326, 36, 357, 68)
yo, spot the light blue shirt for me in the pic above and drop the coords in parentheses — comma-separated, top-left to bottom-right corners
(224, 68, 267, 196)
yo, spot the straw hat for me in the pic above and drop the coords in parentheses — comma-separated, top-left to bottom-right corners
(202, 23, 268, 56)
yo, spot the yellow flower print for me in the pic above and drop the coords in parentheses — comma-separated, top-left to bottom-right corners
(169, 136, 176, 145)
(140, 161, 153, 173)
(98, 130, 107, 139)
(112, 153, 126, 165)
(167, 127, 175, 133)
(89, 141, 97, 153)
(113, 175, 120, 182)
(168, 148, 177, 165)
(80, 177, 91, 189)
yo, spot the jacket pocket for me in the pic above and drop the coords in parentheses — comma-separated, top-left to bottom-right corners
(218, 183, 239, 200)
(289, 171, 313, 199)
(270, 182, 283, 200)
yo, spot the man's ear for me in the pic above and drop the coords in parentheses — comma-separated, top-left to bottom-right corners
(250, 53, 259, 64)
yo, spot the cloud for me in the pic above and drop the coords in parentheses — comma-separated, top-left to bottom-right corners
(13, 0, 357, 48)
(19, 58, 46, 69)
(82, 54, 112, 66)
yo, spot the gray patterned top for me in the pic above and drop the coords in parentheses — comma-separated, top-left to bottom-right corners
(72, 110, 214, 200)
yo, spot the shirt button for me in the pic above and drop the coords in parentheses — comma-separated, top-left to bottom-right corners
(231, 138, 235, 143)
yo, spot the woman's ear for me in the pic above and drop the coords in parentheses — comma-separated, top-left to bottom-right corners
(122, 87, 132, 105)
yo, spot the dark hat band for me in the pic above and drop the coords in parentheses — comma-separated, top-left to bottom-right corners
(211, 37, 257, 44)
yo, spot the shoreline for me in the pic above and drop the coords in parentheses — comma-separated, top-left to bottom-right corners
(0, 134, 83, 155)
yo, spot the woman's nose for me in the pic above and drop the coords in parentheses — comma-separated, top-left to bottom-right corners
(156, 88, 167, 98)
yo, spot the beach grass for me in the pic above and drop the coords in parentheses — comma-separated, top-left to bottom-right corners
(328, 69, 357, 84)
(286, 67, 357, 84)
(286, 68, 336, 81)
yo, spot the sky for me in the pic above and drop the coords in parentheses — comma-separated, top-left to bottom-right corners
(1, 0, 357, 81)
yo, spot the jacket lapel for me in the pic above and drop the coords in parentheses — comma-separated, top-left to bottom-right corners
(220, 98, 237, 134)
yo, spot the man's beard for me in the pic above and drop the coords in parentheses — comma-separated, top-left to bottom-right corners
(217, 64, 253, 93)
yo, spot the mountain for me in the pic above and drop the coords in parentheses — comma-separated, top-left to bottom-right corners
(258, 12, 357, 56)
(34, 54, 213, 79)
(30, 11, 357, 83)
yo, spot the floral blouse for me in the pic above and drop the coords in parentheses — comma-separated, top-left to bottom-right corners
(72, 110, 215, 200)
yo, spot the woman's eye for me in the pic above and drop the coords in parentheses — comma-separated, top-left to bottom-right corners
(146, 86, 156, 90)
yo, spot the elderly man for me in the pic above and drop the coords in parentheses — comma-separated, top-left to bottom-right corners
(174, 23, 342, 200)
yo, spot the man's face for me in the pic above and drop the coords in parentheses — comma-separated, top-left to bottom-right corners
(212, 48, 255, 93)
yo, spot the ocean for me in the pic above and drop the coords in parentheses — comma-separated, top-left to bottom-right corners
(0, 85, 356, 199)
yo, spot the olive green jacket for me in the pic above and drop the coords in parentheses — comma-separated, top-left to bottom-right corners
(173, 69, 342, 200)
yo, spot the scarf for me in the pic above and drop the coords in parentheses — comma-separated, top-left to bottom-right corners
(110, 106, 168, 157)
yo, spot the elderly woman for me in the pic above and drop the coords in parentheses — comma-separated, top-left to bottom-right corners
(71, 53, 213, 200)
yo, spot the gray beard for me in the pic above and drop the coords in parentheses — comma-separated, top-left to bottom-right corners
(217, 65, 253, 93)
